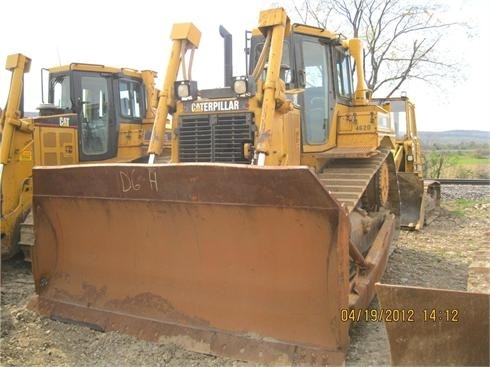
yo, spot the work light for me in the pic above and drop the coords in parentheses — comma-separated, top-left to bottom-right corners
(232, 76, 256, 97)
(174, 80, 198, 101)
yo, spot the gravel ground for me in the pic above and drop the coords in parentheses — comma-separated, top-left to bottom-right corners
(346, 184, 490, 366)
(1, 185, 489, 367)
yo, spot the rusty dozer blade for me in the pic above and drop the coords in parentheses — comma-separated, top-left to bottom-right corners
(30, 163, 353, 366)
(376, 283, 489, 366)
(397, 172, 424, 229)
(423, 179, 441, 226)
(398, 173, 440, 230)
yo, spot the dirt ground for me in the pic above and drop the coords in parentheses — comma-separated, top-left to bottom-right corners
(1, 185, 489, 367)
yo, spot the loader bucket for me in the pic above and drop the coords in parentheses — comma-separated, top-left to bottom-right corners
(30, 163, 352, 366)
(376, 283, 489, 366)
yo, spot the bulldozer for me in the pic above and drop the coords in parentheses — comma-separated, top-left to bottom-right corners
(30, 8, 416, 365)
(365, 98, 485, 365)
(0, 53, 158, 261)
(373, 96, 440, 229)
(371, 98, 486, 366)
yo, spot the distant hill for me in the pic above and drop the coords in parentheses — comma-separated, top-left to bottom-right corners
(419, 130, 490, 147)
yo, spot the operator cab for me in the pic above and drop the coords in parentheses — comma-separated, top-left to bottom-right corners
(248, 24, 354, 150)
(40, 65, 147, 161)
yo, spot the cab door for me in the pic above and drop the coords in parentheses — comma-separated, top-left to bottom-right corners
(294, 35, 355, 153)
(72, 71, 117, 161)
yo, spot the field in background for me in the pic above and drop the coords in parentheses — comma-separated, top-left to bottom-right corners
(420, 130, 490, 179)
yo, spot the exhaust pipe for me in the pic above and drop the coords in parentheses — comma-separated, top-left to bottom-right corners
(219, 25, 233, 87)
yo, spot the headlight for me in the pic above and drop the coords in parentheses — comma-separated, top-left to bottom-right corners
(174, 80, 198, 101)
(177, 84, 190, 97)
(232, 76, 256, 97)
(233, 79, 247, 95)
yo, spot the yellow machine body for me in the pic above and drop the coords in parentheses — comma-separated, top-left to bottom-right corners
(0, 55, 158, 259)
(0, 54, 33, 259)
(373, 97, 440, 229)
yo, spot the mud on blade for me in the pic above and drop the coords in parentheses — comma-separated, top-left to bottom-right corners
(31, 163, 351, 366)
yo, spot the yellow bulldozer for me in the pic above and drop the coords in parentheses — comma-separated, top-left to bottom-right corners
(28, 8, 444, 365)
(0, 53, 158, 261)
(371, 97, 486, 366)
(373, 96, 440, 229)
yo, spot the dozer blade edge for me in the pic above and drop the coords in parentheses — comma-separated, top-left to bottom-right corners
(30, 163, 353, 366)
(376, 283, 489, 366)
(397, 172, 424, 229)
(398, 173, 441, 230)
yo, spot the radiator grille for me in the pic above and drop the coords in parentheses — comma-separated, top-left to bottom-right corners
(179, 113, 253, 163)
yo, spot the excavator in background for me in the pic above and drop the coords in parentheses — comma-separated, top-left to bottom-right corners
(30, 8, 443, 365)
(373, 96, 440, 229)
(0, 53, 158, 261)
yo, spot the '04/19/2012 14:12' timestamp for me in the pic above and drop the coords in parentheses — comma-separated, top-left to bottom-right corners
(340, 308, 460, 322)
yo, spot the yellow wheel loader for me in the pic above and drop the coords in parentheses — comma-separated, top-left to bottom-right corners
(0, 54, 158, 261)
(30, 8, 407, 365)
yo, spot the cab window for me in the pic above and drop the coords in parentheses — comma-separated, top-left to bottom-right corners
(119, 80, 144, 119)
(51, 75, 72, 110)
(80, 76, 110, 156)
(334, 46, 353, 100)
(302, 40, 329, 145)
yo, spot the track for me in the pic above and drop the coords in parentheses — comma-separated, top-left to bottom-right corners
(18, 210, 33, 262)
(317, 149, 391, 212)
(432, 178, 490, 185)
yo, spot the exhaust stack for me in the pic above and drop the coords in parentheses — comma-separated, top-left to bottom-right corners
(219, 25, 233, 87)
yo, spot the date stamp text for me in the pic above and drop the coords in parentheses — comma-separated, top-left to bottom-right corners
(340, 308, 459, 322)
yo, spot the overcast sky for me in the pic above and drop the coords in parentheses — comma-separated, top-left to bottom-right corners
(1, 0, 488, 132)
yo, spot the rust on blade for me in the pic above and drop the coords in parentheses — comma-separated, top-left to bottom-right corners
(31, 163, 351, 366)
(376, 283, 489, 366)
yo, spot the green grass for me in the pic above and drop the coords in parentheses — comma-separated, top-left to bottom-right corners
(424, 150, 490, 178)
(449, 198, 490, 216)
(452, 155, 490, 165)
(449, 199, 476, 217)
(454, 198, 478, 208)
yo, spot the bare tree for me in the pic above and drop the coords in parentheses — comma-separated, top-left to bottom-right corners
(423, 149, 455, 178)
(291, 0, 467, 97)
